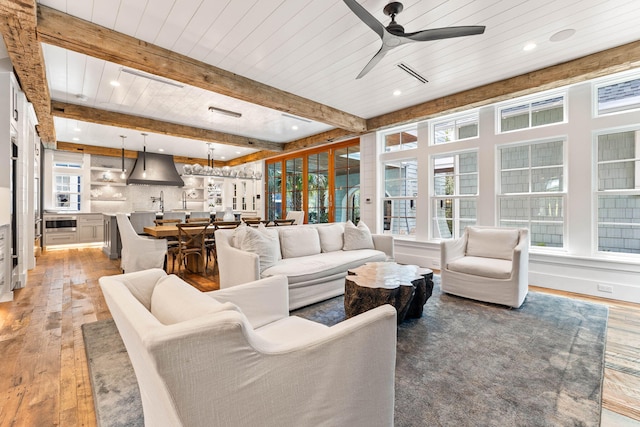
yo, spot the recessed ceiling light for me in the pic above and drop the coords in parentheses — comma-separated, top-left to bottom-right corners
(523, 42, 537, 51)
(550, 29, 576, 42)
(110, 80, 120, 87)
(235, 151, 241, 155)
(393, 89, 402, 96)
(74, 127, 81, 132)
(220, 156, 226, 160)
(72, 137, 79, 141)
(158, 148, 164, 152)
(292, 125, 299, 130)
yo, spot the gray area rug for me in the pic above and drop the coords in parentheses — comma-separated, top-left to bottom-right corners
(83, 278, 608, 427)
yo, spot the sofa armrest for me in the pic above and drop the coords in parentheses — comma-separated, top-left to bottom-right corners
(215, 230, 261, 288)
(99, 268, 168, 310)
(440, 234, 467, 268)
(206, 275, 289, 329)
(372, 234, 394, 260)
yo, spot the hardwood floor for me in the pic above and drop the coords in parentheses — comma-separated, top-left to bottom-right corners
(0, 247, 638, 426)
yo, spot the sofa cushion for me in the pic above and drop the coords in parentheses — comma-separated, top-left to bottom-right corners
(255, 316, 329, 342)
(317, 223, 345, 253)
(279, 227, 321, 259)
(466, 227, 519, 261)
(262, 249, 386, 285)
(151, 274, 237, 325)
(447, 256, 513, 279)
(239, 226, 281, 273)
(343, 221, 374, 251)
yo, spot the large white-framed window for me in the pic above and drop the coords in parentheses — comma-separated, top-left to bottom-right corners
(594, 71, 640, 116)
(53, 161, 83, 211)
(498, 139, 565, 248)
(431, 151, 478, 239)
(382, 158, 417, 235)
(497, 92, 566, 133)
(431, 112, 479, 145)
(381, 124, 418, 153)
(595, 129, 640, 255)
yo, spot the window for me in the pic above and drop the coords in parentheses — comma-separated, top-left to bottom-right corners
(596, 130, 640, 254)
(383, 125, 418, 152)
(307, 152, 329, 224)
(432, 112, 479, 144)
(431, 151, 478, 239)
(53, 161, 82, 211)
(595, 73, 640, 116)
(498, 93, 565, 133)
(498, 140, 565, 247)
(266, 162, 282, 220)
(382, 159, 417, 235)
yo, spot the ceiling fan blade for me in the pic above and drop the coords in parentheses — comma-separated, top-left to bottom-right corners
(343, 0, 386, 39)
(405, 25, 486, 42)
(356, 45, 390, 79)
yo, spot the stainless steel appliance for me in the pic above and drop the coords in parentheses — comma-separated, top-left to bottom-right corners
(44, 215, 78, 232)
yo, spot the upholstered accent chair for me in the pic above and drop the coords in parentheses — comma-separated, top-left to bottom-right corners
(116, 213, 167, 273)
(440, 226, 529, 308)
(99, 269, 397, 427)
(285, 210, 305, 225)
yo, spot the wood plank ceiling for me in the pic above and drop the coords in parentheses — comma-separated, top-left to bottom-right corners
(1, 0, 640, 165)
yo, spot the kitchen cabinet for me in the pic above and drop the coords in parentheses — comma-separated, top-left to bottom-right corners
(77, 214, 104, 243)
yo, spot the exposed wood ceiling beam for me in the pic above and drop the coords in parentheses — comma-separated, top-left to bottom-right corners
(284, 128, 360, 152)
(51, 101, 284, 152)
(367, 39, 640, 131)
(0, 0, 56, 143)
(36, 5, 366, 134)
(225, 150, 280, 167)
(56, 141, 224, 167)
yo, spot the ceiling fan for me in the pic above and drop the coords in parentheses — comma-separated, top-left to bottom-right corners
(343, 0, 486, 79)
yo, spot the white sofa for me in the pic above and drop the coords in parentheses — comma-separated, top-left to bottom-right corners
(215, 222, 394, 309)
(99, 269, 397, 427)
(440, 226, 529, 308)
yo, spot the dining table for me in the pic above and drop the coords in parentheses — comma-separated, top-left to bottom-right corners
(144, 222, 241, 273)
(144, 224, 215, 273)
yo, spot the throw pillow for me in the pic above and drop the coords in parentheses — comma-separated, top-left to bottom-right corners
(257, 224, 282, 260)
(279, 227, 322, 258)
(239, 226, 281, 273)
(317, 223, 345, 253)
(230, 223, 248, 248)
(343, 220, 374, 250)
(151, 274, 237, 325)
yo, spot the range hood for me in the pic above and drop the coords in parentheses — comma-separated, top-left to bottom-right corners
(127, 151, 184, 187)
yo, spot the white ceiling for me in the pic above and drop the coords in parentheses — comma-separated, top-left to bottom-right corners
(28, 0, 640, 160)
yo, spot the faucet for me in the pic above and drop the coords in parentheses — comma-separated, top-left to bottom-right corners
(151, 191, 165, 212)
(182, 191, 187, 210)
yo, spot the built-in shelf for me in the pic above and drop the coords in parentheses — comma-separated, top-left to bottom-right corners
(90, 181, 127, 187)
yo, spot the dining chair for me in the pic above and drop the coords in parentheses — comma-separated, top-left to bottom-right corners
(286, 210, 305, 225)
(242, 217, 262, 227)
(163, 211, 187, 222)
(154, 219, 181, 273)
(129, 211, 157, 234)
(175, 221, 210, 276)
(273, 219, 295, 226)
(189, 211, 211, 221)
(115, 213, 167, 273)
(187, 217, 211, 223)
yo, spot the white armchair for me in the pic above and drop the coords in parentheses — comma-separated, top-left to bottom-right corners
(440, 226, 529, 308)
(285, 210, 305, 225)
(99, 269, 397, 427)
(116, 213, 167, 273)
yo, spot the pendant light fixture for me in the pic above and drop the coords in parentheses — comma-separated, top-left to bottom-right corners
(141, 133, 148, 178)
(207, 143, 214, 168)
(119, 135, 127, 179)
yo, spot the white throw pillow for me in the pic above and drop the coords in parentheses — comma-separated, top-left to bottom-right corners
(151, 275, 237, 325)
(239, 226, 281, 273)
(466, 227, 520, 260)
(230, 223, 248, 248)
(257, 224, 282, 260)
(343, 220, 374, 250)
(279, 227, 321, 258)
(317, 223, 345, 253)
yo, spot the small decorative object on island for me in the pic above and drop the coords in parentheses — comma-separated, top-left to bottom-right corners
(223, 207, 235, 222)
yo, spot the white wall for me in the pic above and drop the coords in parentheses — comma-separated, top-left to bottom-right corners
(359, 72, 640, 303)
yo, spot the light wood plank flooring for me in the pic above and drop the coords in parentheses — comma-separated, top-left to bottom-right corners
(0, 247, 638, 426)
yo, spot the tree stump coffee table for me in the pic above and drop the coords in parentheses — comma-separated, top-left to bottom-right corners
(344, 262, 434, 323)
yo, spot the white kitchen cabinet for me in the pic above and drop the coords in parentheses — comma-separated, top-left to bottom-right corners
(77, 214, 104, 243)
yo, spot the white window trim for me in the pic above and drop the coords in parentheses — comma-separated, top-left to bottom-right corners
(429, 110, 480, 146)
(592, 69, 640, 118)
(379, 123, 420, 153)
(495, 90, 567, 134)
